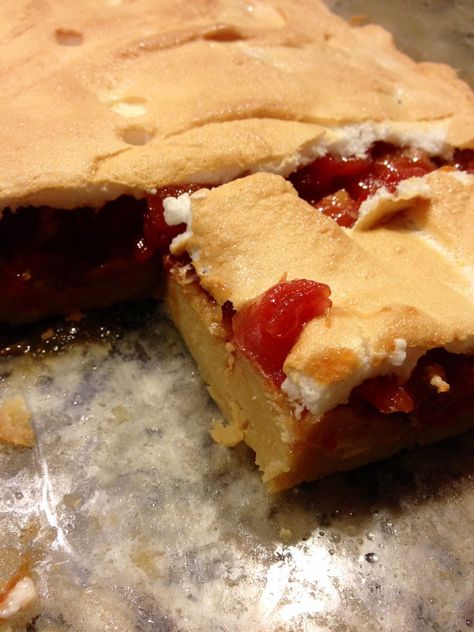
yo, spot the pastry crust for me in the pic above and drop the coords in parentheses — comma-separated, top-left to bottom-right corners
(1, 0, 474, 211)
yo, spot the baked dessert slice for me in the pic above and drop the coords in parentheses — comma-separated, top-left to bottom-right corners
(1, 0, 474, 322)
(1, 0, 474, 488)
(165, 168, 474, 491)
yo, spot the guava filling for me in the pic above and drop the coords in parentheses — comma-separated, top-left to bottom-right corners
(1, 144, 472, 321)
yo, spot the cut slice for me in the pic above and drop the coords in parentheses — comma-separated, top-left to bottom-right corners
(166, 261, 417, 492)
(165, 170, 474, 490)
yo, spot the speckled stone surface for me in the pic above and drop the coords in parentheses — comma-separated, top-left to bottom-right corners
(1, 3, 474, 631)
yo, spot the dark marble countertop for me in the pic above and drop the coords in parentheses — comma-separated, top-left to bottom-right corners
(1, 3, 473, 631)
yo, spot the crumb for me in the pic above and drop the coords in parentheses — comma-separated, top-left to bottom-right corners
(129, 546, 164, 580)
(0, 574, 37, 619)
(210, 419, 244, 447)
(111, 405, 130, 424)
(430, 374, 450, 393)
(426, 364, 450, 393)
(62, 494, 82, 510)
(279, 527, 293, 542)
(19, 519, 40, 546)
(0, 396, 35, 448)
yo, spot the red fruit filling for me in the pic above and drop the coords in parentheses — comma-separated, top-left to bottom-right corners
(453, 148, 474, 173)
(290, 143, 473, 227)
(225, 278, 473, 429)
(354, 376, 415, 414)
(351, 348, 474, 427)
(232, 279, 332, 385)
(1, 142, 472, 320)
(407, 348, 474, 426)
(231, 283, 474, 424)
(0, 185, 203, 320)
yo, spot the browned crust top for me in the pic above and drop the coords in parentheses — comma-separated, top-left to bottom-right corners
(1, 0, 474, 210)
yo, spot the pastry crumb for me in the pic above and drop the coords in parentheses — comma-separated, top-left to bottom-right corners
(426, 364, 450, 393)
(62, 493, 82, 510)
(210, 419, 244, 447)
(111, 405, 130, 424)
(0, 396, 35, 448)
(429, 374, 450, 393)
(279, 527, 293, 542)
(0, 575, 37, 619)
(40, 328, 55, 341)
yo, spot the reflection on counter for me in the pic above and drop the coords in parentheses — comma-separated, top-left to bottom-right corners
(1, 299, 473, 631)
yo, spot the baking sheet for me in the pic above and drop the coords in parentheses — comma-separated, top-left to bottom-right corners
(1, 2, 474, 631)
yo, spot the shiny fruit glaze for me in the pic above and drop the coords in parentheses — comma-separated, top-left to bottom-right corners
(354, 375, 414, 414)
(352, 348, 474, 424)
(0, 186, 203, 300)
(1, 197, 146, 295)
(453, 148, 474, 174)
(408, 348, 474, 426)
(314, 190, 359, 228)
(290, 143, 439, 227)
(2, 143, 471, 299)
(233, 280, 332, 385)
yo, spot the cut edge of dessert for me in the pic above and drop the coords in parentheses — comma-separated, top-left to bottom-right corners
(166, 259, 474, 491)
(165, 259, 415, 492)
(161, 159, 474, 491)
(1, 127, 472, 323)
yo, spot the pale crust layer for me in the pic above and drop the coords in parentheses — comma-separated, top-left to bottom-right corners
(167, 264, 474, 490)
(166, 267, 417, 491)
(173, 170, 474, 407)
(1, 0, 474, 210)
